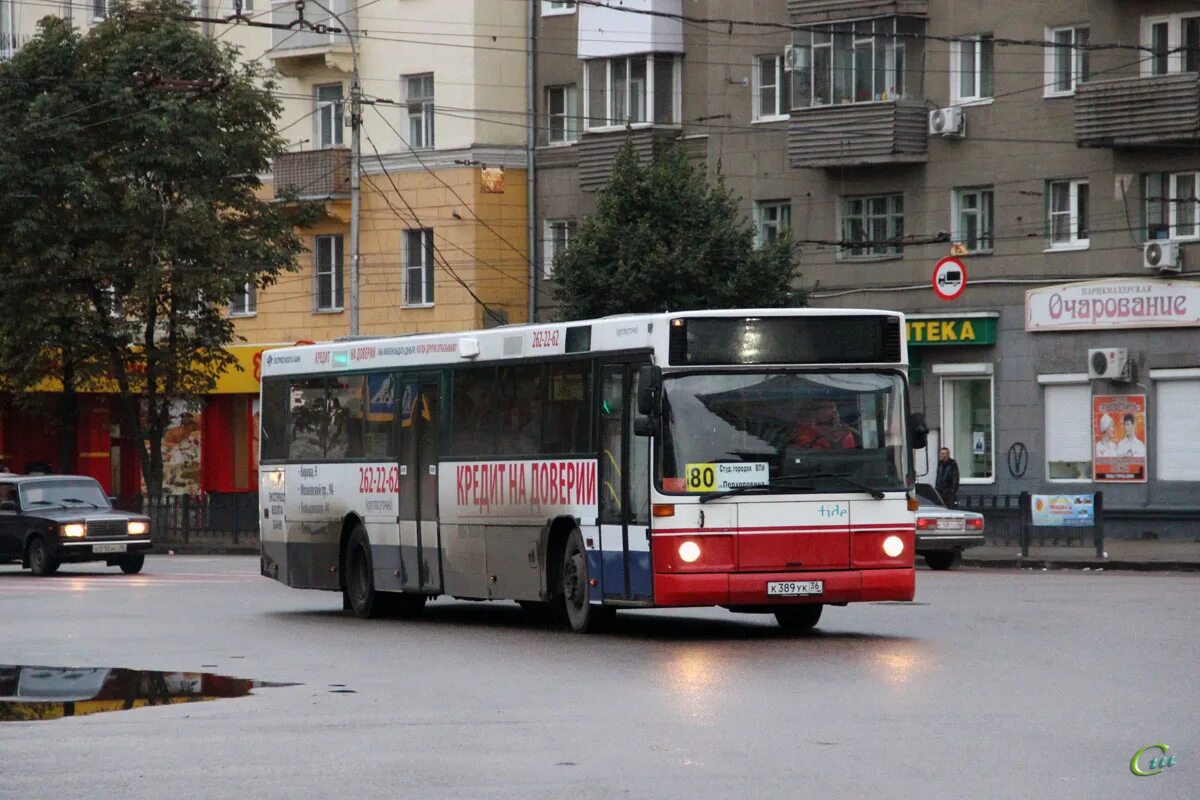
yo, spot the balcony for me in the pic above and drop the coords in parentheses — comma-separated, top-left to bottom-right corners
(787, 0, 926, 24)
(268, 0, 356, 77)
(788, 101, 927, 168)
(272, 148, 350, 200)
(577, 127, 681, 191)
(1075, 73, 1200, 148)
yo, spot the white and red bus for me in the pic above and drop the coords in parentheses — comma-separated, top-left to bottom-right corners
(258, 309, 926, 631)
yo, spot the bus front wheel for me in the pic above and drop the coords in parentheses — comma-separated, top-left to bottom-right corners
(558, 529, 612, 633)
(344, 527, 381, 619)
(774, 604, 823, 633)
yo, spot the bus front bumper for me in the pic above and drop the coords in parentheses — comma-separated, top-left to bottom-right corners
(652, 568, 915, 607)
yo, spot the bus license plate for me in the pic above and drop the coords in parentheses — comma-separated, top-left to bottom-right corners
(93, 543, 127, 554)
(767, 580, 823, 597)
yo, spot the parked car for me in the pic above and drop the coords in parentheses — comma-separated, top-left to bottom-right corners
(914, 482, 984, 570)
(0, 475, 152, 576)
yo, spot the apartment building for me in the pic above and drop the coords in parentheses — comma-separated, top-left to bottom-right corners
(533, 0, 1200, 534)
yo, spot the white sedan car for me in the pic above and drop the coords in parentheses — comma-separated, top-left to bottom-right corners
(914, 483, 984, 570)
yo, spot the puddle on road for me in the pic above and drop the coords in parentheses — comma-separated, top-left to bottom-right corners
(0, 664, 296, 722)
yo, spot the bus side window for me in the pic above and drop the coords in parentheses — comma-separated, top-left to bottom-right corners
(544, 361, 592, 455)
(451, 368, 498, 456)
(364, 374, 396, 459)
(289, 378, 328, 460)
(496, 365, 543, 457)
(260, 378, 289, 462)
(327, 375, 366, 460)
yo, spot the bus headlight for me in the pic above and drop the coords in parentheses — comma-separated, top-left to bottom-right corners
(882, 535, 905, 558)
(62, 523, 86, 538)
(678, 541, 702, 563)
(127, 521, 148, 535)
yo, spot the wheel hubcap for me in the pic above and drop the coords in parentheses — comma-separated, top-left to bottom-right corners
(564, 549, 586, 609)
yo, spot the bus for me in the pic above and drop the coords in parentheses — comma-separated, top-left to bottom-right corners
(258, 309, 927, 632)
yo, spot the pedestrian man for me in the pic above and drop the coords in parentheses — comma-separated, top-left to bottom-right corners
(935, 447, 960, 508)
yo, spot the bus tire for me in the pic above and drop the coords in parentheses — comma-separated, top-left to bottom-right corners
(27, 536, 59, 577)
(558, 529, 611, 633)
(774, 604, 823, 632)
(344, 526, 381, 619)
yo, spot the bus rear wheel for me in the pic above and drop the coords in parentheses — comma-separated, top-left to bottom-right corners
(558, 529, 612, 633)
(344, 527, 381, 619)
(774, 604, 823, 632)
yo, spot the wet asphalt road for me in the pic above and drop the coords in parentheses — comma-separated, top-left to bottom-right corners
(0, 556, 1195, 800)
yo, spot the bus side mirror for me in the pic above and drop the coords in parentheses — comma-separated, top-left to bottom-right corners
(633, 416, 659, 438)
(637, 365, 662, 417)
(908, 412, 929, 451)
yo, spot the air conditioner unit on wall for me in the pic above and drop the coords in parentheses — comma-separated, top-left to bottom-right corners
(1088, 348, 1131, 381)
(1144, 240, 1182, 272)
(928, 106, 965, 138)
(784, 44, 801, 71)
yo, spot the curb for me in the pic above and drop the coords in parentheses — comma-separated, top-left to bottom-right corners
(961, 557, 1200, 572)
(152, 545, 259, 556)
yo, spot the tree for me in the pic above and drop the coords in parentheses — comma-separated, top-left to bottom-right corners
(552, 139, 803, 320)
(0, 1, 315, 495)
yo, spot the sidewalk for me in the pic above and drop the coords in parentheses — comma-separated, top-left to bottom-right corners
(959, 539, 1200, 571)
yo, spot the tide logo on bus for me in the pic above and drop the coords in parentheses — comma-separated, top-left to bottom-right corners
(455, 460, 596, 513)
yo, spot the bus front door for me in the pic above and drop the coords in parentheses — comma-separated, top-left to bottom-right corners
(597, 362, 652, 603)
(398, 374, 443, 593)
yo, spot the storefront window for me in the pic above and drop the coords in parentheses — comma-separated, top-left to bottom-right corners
(941, 376, 993, 480)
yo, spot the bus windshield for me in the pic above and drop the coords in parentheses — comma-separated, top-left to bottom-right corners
(659, 372, 909, 494)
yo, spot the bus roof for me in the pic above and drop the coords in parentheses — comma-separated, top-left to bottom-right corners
(258, 308, 907, 378)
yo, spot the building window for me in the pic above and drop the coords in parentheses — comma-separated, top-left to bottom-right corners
(941, 376, 994, 482)
(92, 0, 108, 19)
(0, 0, 14, 58)
(951, 34, 994, 103)
(1045, 26, 1089, 96)
(543, 219, 574, 279)
(841, 194, 904, 258)
(546, 84, 579, 144)
(405, 73, 435, 150)
(230, 283, 256, 317)
(315, 234, 344, 312)
(315, 84, 344, 148)
(791, 17, 925, 107)
(1044, 381, 1092, 481)
(404, 228, 435, 306)
(1156, 375, 1200, 480)
(1143, 15, 1200, 75)
(952, 187, 994, 253)
(1047, 179, 1089, 249)
(755, 201, 791, 247)
(584, 54, 679, 129)
(753, 54, 791, 121)
(542, 0, 575, 15)
(1145, 171, 1200, 241)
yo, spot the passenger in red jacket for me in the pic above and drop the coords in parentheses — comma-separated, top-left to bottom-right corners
(793, 399, 856, 449)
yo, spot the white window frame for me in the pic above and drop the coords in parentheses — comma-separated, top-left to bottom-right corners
(230, 283, 256, 317)
(543, 219, 574, 279)
(839, 193, 904, 260)
(583, 54, 681, 132)
(754, 200, 791, 248)
(950, 34, 994, 105)
(405, 73, 435, 150)
(315, 234, 344, 313)
(92, 0, 108, 20)
(951, 187, 994, 254)
(545, 84, 579, 145)
(752, 54, 790, 122)
(1141, 172, 1200, 241)
(1038, 375, 1093, 483)
(314, 83, 344, 149)
(404, 228, 435, 307)
(1141, 14, 1200, 76)
(1044, 25, 1090, 97)
(1046, 179, 1090, 251)
(933, 365, 996, 485)
(0, 0, 15, 58)
(541, 0, 575, 16)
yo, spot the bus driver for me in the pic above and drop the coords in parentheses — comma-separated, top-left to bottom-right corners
(793, 399, 856, 449)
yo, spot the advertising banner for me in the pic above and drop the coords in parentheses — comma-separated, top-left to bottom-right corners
(1026, 279, 1200, 332)
(1031, 494, 1095, 527)
(1093, 395, 1147, 483)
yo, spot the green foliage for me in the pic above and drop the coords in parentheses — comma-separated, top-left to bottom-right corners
(0, 1, 316, 493)
(552, 139, 803, 320)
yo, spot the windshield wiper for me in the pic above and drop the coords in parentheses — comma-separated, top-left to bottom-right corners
(25, 500, 57, 507)
(59, 497, 100, 508)
(798, 472, 887, 500)
(698, 476, 816, 504)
